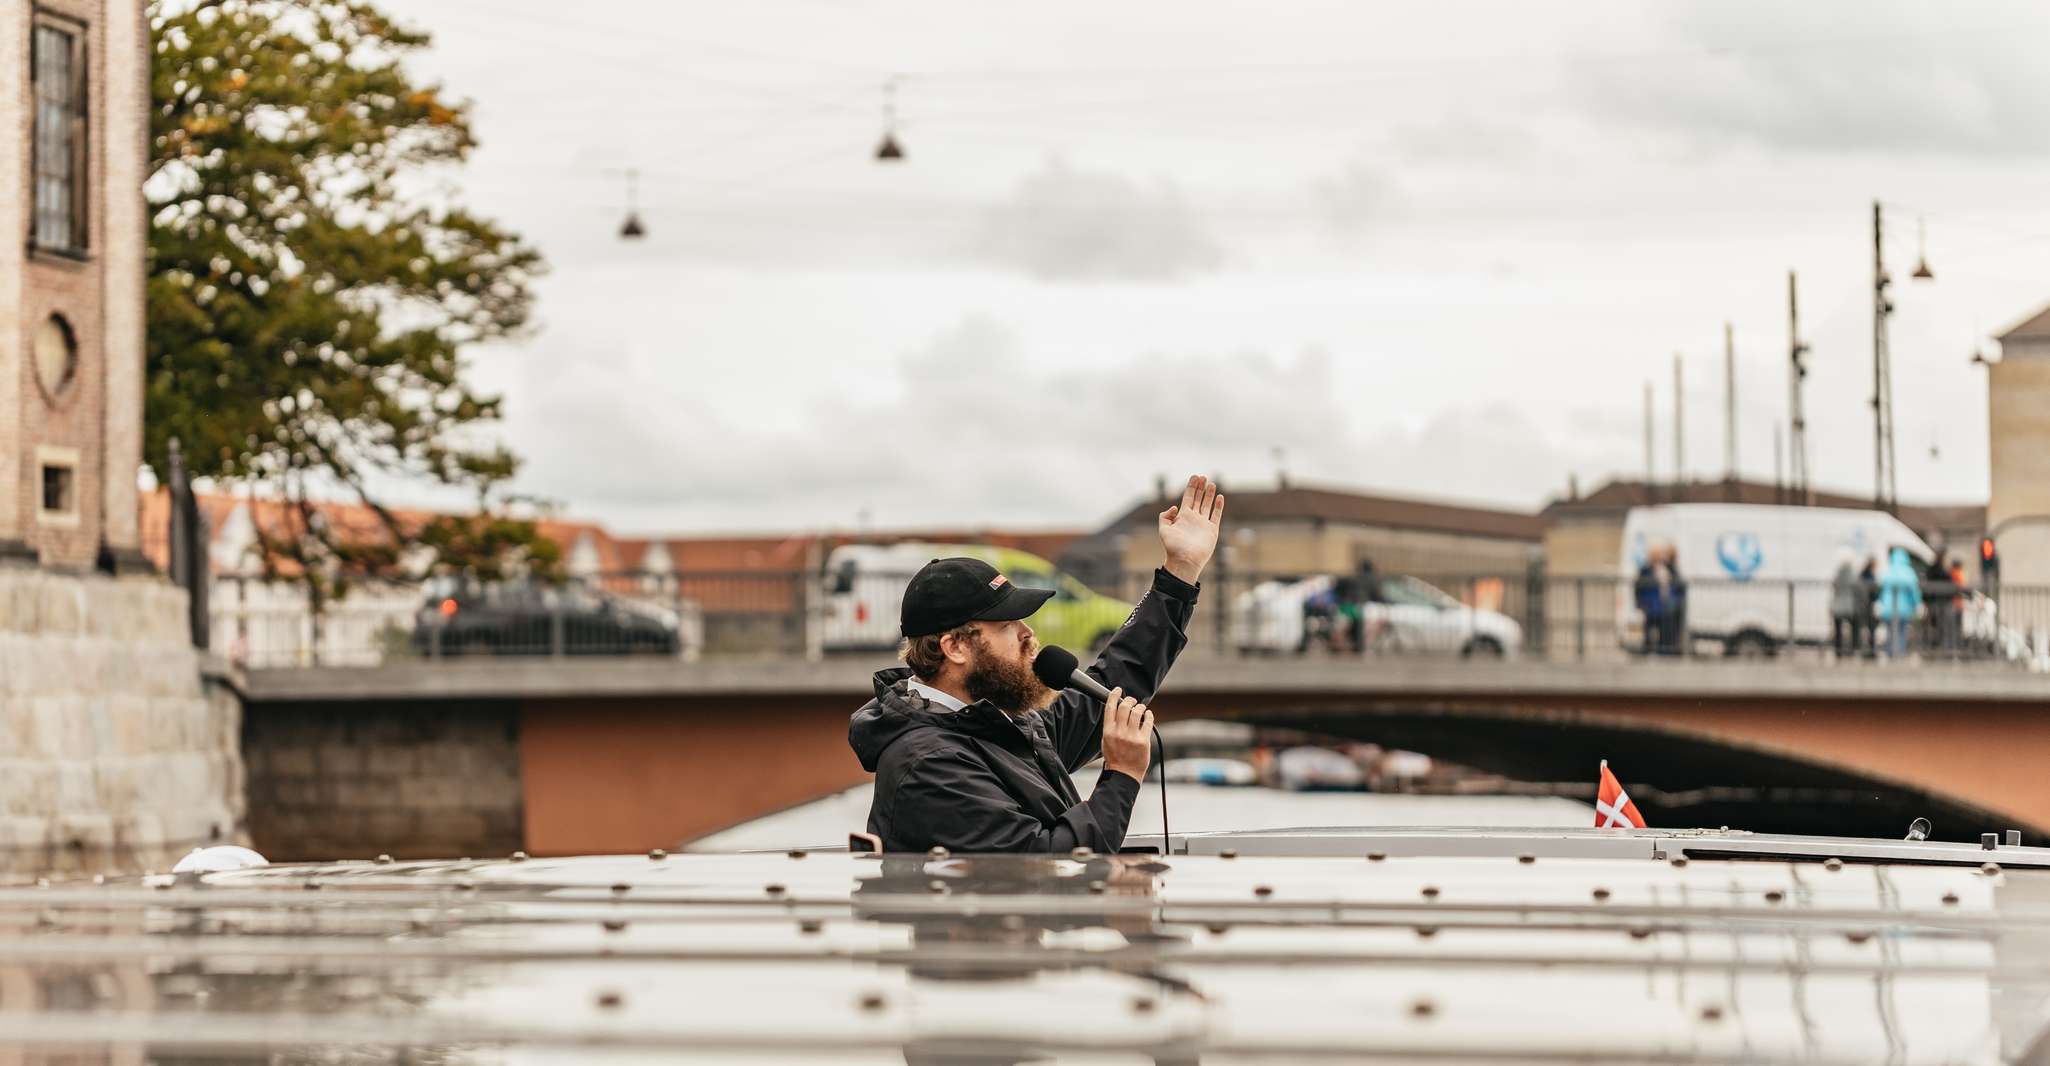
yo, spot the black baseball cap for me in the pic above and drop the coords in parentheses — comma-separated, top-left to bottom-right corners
(900, 557, 1055, 638)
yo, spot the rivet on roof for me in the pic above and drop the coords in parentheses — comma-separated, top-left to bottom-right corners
(610, 883, 630, 896)
(648, 849, 667, 861)
(596, 990, 624, 1010)
(765, 884, 787, 897)
(602, 919, 627, 933)
(859, 992, 888, 1012)
(1410, 998, 1437, 1019)
(1592, 888, 1611, 902)
(1822, 858, 1843, 871)
(1982, 862, 2002, 876)
(1367, 852, 1387, 862)
(1846, 929, 1873, 944)
(1942, 892, 1960, 906)
(1131, 996, 1157, 1014)
(1700, 1004, 1725, 1023)
(1420, 886, 1440, 900)
(1517, 854, 1536, 864)
(928, 880, 949, 894)
(1763, 890, 1784, 904)
(1206, 923, 1230, 936)
(1219, 849, 1239, 859)
(1253, 885, 1274, 898)
(799, 919, 824, 934)
(1071, 847, 1095, 859)
(1088, 880, 1108, 894)
(788, 849, 808, 860)
(1669, 857, 1689, 868)
(375, 854, 393, 865)
(510, 851, 528, 862)
(1414, 925, 1439, 938)
(927, 846, 950, 859)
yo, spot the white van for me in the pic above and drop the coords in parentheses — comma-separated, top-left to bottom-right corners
(1616, 503, 1995, 656)
(820, 543, 933, 651)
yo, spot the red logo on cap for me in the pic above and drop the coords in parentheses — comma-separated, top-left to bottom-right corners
(989, 575, 1009, 590)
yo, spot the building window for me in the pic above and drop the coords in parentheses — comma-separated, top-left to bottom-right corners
(34, 446, 81, 527)
(33, 314, 77, 400)
(41, 465, 74, 515)
(31, 16, 88, 255)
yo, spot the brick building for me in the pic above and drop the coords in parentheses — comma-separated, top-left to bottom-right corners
(0, 0, 148, 570)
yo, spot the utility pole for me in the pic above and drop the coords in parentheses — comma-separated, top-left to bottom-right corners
(1788, 270, 1811, 505)
(1773, 425, 1785, 504)
(1872, 201, 1898, 511)
(1723, 322, 1737, 483)
(1673, 353, 1685, 489)
(1643, 380, 1655, 497)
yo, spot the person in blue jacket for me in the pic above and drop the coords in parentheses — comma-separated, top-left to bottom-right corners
(1876, 546, 1923, 659)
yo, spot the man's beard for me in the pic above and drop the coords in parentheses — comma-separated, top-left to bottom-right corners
(964, 643, 1052, 715)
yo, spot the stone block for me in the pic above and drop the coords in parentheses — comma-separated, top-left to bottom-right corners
(0, 761, 56, 816)
(269, 747, 317, 777)
(362, 810, 415, 844)
(0, 815, 51, 851)
(415, 811, 489, 850)
(37, 581, 81, 637)
(398, 776, 467, 811)
(52, 813, 115, 852)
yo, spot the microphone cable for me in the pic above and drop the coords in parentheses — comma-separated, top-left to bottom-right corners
(1152, 729, 1169, 854)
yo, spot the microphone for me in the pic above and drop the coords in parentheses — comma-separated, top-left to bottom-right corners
(1031, 645, 1108, 700)
(1031, 646, 1169, 855)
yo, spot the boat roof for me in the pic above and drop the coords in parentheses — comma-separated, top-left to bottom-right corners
(4, 827, 2049, 1062)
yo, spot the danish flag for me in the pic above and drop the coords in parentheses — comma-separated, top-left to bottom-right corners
(1595, 760, 1646, 829)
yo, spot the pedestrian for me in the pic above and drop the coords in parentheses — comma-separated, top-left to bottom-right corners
(1633, 547, 1664, 656)
(1334, 559, 1378, 654)
(1664, 549, 1689, 656)
(850, 475, 1224, 854)
(1923, 552, 1958, 657)
(1830, 550, 1862, 658)
(1877, 546, 1923, 660)
(1857, 556, 1881, 658)
(1949, 556, 1971, 656)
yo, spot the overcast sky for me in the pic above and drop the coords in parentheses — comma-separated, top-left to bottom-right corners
(377, 0, 2050, 534)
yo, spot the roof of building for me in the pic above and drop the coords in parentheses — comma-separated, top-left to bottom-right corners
(1086, 482, 1545, 544)
(1543, 478, 1985, 537)
(1996, 300, 2050, 344)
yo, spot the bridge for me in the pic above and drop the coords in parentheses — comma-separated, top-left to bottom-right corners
(230, 655, 2050, 860)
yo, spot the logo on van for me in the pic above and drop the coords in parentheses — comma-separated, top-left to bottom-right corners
(1716, 533, 1764, 581)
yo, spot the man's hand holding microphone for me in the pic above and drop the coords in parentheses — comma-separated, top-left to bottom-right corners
(1099, 686, 1154, 784)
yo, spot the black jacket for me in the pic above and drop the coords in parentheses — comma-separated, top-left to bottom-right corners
(849, 568, 1199, 854)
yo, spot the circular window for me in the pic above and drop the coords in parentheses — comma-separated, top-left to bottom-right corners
(33, 315, 77, 400)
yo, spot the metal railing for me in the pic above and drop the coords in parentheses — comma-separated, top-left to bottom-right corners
(211, 568, 2050, 669)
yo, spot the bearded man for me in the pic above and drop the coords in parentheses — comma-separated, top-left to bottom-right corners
(848, 476, 1226, 853)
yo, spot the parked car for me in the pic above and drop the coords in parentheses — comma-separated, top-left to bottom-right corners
(411, 576, 685, 657)
(1232, 573, 1523, 657)
(821, 542, 1130, 654)
(1616, 503, 2014, 657)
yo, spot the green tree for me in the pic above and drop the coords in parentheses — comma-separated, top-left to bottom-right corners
(145, 0, 557, 598)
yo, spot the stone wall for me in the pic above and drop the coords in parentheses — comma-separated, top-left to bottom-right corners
(242, 701, 522, 861)
(0, 569, 245, 878)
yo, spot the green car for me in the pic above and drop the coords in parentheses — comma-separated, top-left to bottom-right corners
(929, 544, 1132, 654)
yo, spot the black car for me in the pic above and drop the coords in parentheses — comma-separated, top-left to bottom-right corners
(411, 577, 683, 657)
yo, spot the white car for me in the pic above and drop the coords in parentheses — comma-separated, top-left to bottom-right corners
(1232, 573, 1524, 658)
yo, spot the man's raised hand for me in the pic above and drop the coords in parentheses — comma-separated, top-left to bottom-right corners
(1158, 474, 1225, 585)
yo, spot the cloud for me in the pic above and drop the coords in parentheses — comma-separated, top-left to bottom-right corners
(969, 159, 1224, 282)
(506, 316, 1357, 529)
(1311, 159, 1396, 238)
(502, 314, 1634, 530)
(1568, 4, 2050, 157)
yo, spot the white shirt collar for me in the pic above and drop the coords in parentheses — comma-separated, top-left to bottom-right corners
(906, 678, 967, 712)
